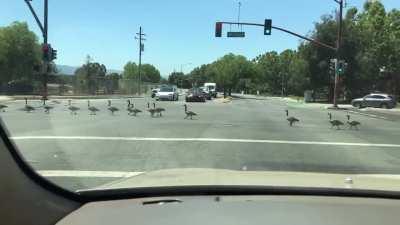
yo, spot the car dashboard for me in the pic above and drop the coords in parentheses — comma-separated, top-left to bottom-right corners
(56, 195, 400, 225)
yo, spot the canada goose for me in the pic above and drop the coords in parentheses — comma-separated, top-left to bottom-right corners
(287, 117, 300, 126)
(87, 100, 99, 115)
(147, 102, 150, 109)
(107, 100, 119, 115)
(43, 105, 54, 114)
(184, 104, 197, 120)
(42, 99, 53, 113)
(348, 120, 361, 130)
(108, 106, 119, 115)
(22, 98, 35, 113)
(328, 112, 332, 120)
(22, 105, 35, 113)
(68, 106, 80, 115)
(148, 108, 156, 117)
(285, 109, 289, 117)
(155, 108, 165, 117)
(130, 108, 142, 117)
(127, 100, 132, 108)
(0, 104, 8, 112)
(330, 120, 344, 130)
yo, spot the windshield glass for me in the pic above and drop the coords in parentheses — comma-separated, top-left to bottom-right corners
(2, 0, 400, 193)
(160, 87, 173, 92)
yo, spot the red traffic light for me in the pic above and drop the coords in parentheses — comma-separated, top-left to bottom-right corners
(215, 22, 222, 37)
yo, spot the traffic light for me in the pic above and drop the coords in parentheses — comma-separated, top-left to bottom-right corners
(264, 19, 272, 35)
(329, 59, 336, 74)
(51, 48, 57, 61)
(215, 22, 222, 37)
(337, 60, 348, 75)
(42, 44, 51, 61)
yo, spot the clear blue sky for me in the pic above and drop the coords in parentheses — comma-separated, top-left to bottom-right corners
(1, 0, 399, 76)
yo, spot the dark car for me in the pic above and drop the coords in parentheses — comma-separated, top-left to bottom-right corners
(351, 93, 397, 109)
(185, 88, 206, 102)
(200, 87, 212, 100)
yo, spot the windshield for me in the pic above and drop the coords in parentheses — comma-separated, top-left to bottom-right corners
(160, 87, 174, 92)
(1, 0, 400, 193)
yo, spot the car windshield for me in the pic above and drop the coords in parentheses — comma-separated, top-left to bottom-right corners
(1, 0, 400, 193)
(160, 87, 173, 92)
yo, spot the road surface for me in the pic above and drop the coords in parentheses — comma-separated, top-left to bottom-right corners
(1, 97, 400, 190)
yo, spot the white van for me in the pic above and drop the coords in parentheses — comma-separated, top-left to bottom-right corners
(204, 83, 217, 98)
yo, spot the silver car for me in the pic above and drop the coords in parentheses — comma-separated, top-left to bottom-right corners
(351, 93, 397, 109)
(156, 86, 179, 101)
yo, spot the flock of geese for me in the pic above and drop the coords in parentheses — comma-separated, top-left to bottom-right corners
(0, 98, 362, 128)
(286, 110, 361, 130)
(0, 98, 198, 120)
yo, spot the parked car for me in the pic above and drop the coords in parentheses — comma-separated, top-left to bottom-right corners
(351, 93, 397, 109)
(156, 86, 179, 101)
(186, 88, 206, 102)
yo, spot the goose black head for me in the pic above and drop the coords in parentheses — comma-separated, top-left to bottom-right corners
(346, 114, 350, 121)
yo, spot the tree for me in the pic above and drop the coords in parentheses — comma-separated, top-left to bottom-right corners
(141, 64, 161, 83)
(123, 61, 138, 80)
(0, 22, 41, 88)
(75, 56, 107, 94)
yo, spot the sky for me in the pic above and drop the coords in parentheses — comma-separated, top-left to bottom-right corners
(1, 0, 399, 76)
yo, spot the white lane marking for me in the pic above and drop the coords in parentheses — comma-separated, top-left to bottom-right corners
(11, 136, 400, 148)
(37, 170, 144, 178)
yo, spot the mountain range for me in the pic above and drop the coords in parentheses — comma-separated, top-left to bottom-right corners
(56, 65, 122, 75)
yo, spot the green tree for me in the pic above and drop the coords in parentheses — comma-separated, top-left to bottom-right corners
(0, 22, 41, 87)
(141, 64, 161, 83)
(75, 56, 107, 94)
(123, 61, 138, 80)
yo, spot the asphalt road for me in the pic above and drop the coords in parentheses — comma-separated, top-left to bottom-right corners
(1, 96, 400, 190)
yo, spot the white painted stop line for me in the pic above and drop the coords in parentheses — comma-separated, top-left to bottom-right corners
(10, 136, 400, 148)
(38, 170, 144, 178)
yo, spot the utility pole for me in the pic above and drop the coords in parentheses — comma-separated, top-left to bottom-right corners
(333, 0, 344, 108)
(135, 27, 146, 96)
(24, 0, 50, 100)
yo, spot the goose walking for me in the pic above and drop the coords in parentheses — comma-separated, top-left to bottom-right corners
(328, 112, 332, 120)
(287, 117, 300, 127)
(42, 99, 54, 114)
(0, 104, 8, 112)
(155, 108, 165, 117)
(88, 100, 99, 115)
(68, 106, 80, 115)
(148, 108, 156, 117)
(22, 98, 35, 113)
(348, 120, 361, 130)
(184, 104, 197, 120)
(330, 120, 344, 130)
(107, 100, 119, 115)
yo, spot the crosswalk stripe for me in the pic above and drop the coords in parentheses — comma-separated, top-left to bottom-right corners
(11, 136, 400, 148)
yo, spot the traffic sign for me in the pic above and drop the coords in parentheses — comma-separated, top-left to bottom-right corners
(227, 32, 245, 38)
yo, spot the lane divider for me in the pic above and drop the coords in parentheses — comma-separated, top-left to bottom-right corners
(11, 136, 400, 148)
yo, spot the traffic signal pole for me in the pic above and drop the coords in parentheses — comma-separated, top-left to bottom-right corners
(216, 21, 337, 51)
(333, 0, 344, 108)
(216, 1, 345, 107)
(24, 0, 49, 100)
